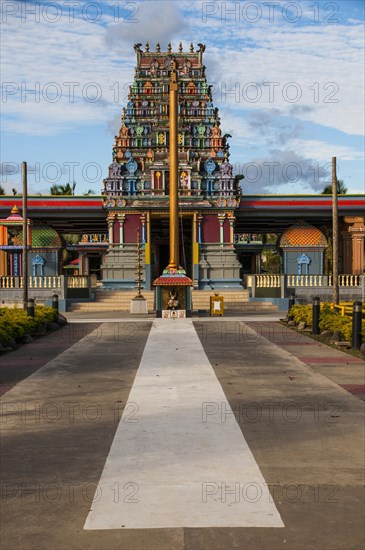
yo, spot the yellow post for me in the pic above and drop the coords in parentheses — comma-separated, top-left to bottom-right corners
(168, 60, 179, 270)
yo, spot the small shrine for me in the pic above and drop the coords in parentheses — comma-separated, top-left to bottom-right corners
(279, 223, 327, 275)
(153, 267, 192, 318)
(0, 206, 62, 277)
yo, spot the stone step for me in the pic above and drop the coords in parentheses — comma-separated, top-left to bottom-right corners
(67, 288, 270, 313)
(95, 296, 249, 305)
(68, 302, 278, 312)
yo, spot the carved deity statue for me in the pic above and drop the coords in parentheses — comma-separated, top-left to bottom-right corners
(167, 289, 179, 310)
(220, 162, 233, 177)
(109, 162, 122, 177)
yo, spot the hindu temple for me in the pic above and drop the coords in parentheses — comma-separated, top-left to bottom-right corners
(101, 42, 242, 290)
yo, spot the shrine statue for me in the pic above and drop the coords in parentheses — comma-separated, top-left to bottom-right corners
(211, 124, 221, 137)
(167, 289, 179, 310)
(109, 162, 121, 177)
(220, 162, 233, 177)
(180, 171, 189, 189)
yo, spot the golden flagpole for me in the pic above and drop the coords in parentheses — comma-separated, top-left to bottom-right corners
(167, 60, 179, 271)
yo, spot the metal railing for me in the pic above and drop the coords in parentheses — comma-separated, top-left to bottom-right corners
(330, 302, 365, 316)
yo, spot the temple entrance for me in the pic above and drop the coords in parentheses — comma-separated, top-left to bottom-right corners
(88, 254, 104, 279)
(151, 216, 192, 280)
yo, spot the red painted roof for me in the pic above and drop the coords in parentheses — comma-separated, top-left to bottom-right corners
(0, 197, 102, 209)
(240, 197, 365, 209)
(153, 275, 193, 286)
(280, 225, 327, 247)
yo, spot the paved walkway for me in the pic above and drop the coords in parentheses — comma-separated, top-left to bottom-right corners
(85, 320, 283, 530)
(245, 321, 365, 401)
(1, 317, 364, 549)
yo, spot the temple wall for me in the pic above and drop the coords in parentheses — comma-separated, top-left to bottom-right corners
(124, 214, 142, 243)
(201, 215, 220, 243)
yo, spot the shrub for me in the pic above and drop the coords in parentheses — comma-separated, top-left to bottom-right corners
(319, 312, 351, 339)
(0, 306, 58, 346)
(289, 304, 312, 325)
(289, 303, 364, 343)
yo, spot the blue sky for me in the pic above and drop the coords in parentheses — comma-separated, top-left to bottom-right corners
(1, 0, 364, 195)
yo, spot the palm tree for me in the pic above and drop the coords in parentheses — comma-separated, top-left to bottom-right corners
(61, 233, 82, 264)
(322, 179, 348, 195)
(83, 189, 96, 195)
(0, 185, 5, 195)
(50, 182, 76, 195)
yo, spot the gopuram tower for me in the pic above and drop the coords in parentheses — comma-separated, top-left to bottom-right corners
(101, 42, 242, 290)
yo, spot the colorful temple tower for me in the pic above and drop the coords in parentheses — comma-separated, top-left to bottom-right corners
(101, 43, 242, 289)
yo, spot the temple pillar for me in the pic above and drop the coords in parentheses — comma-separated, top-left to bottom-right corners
(227, 213, 235, 248)
(192, 213, 199, 288)
(341, 231, 352, 273)
(218, 214, 225, 245)
(143, 213, 151, 289)
(0, 226, 7, 276)
(197, 213, 203, 244)
(344, 216, 365, 275)
(84, 255, 89, 276)
(78, 252, 85, 276)
(117, 214, 125, 245)
(140, 214, 146, 244)
(350, 230, 365, 275)
(107, 219, 114, 247)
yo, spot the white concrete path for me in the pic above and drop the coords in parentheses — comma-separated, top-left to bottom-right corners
(84, 319, 284, 529)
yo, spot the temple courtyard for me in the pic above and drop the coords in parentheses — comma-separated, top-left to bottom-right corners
(1, 314, 364, 550)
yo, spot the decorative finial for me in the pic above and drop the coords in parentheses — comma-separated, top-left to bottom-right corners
(145, 41, 149, 52)
(168, 42, 172, 53)
(190, 42, 194, 53)
(133, 43, 142, 53)
(11, 205, 19, 215)
(179, 42, 183, 52)
(156, 42, 160, 52)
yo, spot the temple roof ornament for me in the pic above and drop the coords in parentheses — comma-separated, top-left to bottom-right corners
(205, 158, 216, 175)
(126, 157, 138, 176)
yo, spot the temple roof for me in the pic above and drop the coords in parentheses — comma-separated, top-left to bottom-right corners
(21, 227, 62, 248)
(153, 272, 193, 286)
(280, 224, 327, 248)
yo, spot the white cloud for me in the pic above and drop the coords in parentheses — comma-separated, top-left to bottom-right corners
(240, 149, 330, 194)
(290, 139, 364, 162)
(105, 1, 187, 48)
